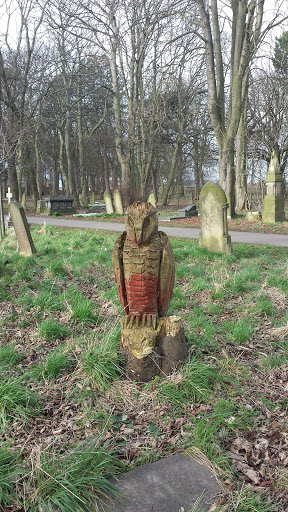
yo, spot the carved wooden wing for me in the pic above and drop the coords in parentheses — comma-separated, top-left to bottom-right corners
(158, 232, 175, 316)
(112, 232, 128, 314)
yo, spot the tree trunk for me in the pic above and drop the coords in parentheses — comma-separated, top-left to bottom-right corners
(7, 148, 19, 200)
(161, 119, 184, 206)
(235, 71, 249, 211)
(59, 129, 69, 196)
(65, 109, 79, 207)
(219, 135, 235, 216)
(77, 78, 88, 207)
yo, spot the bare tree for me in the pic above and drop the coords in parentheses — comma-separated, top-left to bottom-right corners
(194, 0, 287, 214)
(0, 0, 47, 200)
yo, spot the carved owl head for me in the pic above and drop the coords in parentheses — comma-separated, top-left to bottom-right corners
(125, 202, 158, 245)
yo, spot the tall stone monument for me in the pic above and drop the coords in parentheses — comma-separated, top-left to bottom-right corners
(8, 201, 36, 256)
(103, 190, 114, 214)
(199, 182, 232, 254)
(112, 202, 188, 381)
(262, 151, 285, 223)
(113, 189, 124, 214)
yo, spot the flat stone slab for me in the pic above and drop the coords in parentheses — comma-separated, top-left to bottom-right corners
(97, 452, 221, 512)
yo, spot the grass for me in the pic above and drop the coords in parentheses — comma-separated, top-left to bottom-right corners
(0, 447, 21, 506)
(28, 438, 122, 512)
(38, 319, 70, 341)
(0, 374, 42, 430)
(0, 343, 23, 370)
(31, 347, 75, 380)
(154, 357, 222, 409)
(81, 329, 123, 391)
(0, 226, 288, 510)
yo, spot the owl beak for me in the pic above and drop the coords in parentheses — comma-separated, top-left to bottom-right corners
(135, 229, 143, 244)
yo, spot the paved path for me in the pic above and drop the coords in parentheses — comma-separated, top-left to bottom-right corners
(27, 216, 288, 247)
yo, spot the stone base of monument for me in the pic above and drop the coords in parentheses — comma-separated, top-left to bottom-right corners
(245, 211, 261, 222)
(262, 195, 285, 223)
(120, 316, 188, 382)
(4, 215, 13, 228)
(96, 451, 222, 512)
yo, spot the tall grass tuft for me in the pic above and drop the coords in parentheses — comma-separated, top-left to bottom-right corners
(32, 347, 75, 380)
(65, 289, 99, 323)
(38, 319, 70, 341)
(0, 375, 42, 430)
(157, 357, 222, 409)
(28, 438, 122, 512)
(0, 344, 22, 370)
(81, 340, 123, 392)
(0, 447, 21, 506)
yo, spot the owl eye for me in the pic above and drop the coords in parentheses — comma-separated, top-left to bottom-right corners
(143, 218, 150, 229)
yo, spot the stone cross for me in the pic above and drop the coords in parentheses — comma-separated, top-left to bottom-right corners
(6, 187, 13, 203)
(198, 182, 232, 254)
(8, 200, 36, 256)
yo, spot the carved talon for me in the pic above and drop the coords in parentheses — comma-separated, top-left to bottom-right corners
(125, 314, 142, 329)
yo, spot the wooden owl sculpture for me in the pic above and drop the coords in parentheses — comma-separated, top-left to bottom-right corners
(112, 202, 175, 328)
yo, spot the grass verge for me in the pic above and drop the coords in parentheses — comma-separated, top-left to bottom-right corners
(0, 226, 287, 510)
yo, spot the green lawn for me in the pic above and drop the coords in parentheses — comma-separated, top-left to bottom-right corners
(0, 225, 287, 511)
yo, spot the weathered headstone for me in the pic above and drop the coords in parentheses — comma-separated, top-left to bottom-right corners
(113, 189, 124, 214)
(37, 199, 46, 213)
(96, 452, 221, 511)
(199, 182, 232, 254)
(262, 151, 285, 223)
(8, 200, 36, 256)
(147, 192, 157, 207)
(112, 202, 188, 381)
(245, 211, 261, 222)
(104, 190, 114, 214)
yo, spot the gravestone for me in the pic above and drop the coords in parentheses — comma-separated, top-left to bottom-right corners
(148, 192, 157, 207)
(245, 211, 261, 222)
(179, 204, 198, 217)
(8, 200, 36, 256)
(113, 189, 124, 214)
(104, 190, 114, 214)
(199, 182, 232, 254)
(86, 202, 105, 214)
(37, 199, 46, 213)
(262, 151, 285, 223)
(96, 452, 221, 511)
(43, 197, 76, 215)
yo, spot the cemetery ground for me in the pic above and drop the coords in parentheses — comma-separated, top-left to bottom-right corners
(0, 226, 288, 512)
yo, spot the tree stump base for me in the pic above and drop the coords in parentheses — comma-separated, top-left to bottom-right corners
(120, 316, 188, 382)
